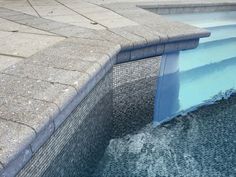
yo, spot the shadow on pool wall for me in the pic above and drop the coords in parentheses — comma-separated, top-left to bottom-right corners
(17, 56, 160, 177)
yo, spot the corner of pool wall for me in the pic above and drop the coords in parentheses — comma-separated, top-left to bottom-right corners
(153, 52, 180, 125)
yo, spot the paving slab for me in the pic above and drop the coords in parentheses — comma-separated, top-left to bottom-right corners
(115, 25, 166, 45)
(28, 0, 60, 6)
(0, 74, 77, 111)
(0, 32, 64, 57)
(99, 17, 138, 28)
(16, 17, 69, 33)
(110, 27, 147, 48)
(0, 96, 58, 133)
(27, 37, 118, 61)
(28, 52, 99, 74)
(0, 55, 22, 71)
(43, 14, 95, 25)
(104, 3, 210, 42)
(3, 63, 90, 92)
(0, 8, 23, 18)
(0, 118, 35, 166)
(32, 5, 78, 17)
(63, 37, 121, 56)
(50, 25, 91, 36)
(0, 3, 38, 16)
(0, 31, 11, 38)
(95, 30, 134, 50)
(69, 22, 105, 30)
(2, 13, 36, 22)
(0, 18, 55, 35)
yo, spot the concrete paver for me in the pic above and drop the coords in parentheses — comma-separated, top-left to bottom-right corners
(0, 55, 23, 71)
(3, 62, 90, 92)
(0, 17, 55, 35)
(0, 96, 58, 133)
(0, 118, 35, 165)
(0, 32, 64, 57)
(0, 73, 77, 111)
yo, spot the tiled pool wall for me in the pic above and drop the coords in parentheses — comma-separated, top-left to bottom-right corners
(16, 56, 160, 177)
(141, 4, 236, 15)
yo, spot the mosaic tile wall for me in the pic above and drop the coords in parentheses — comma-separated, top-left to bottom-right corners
(17, 56, 161, 177)
(112, 57, 160, 138)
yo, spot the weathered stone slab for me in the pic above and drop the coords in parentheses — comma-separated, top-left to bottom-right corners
(73, 29, 133, 50)
(3, 63, 90, 92)
(0, 7, 22, 17)
(0, 55, 22, 71)
(110, 27, 147, 49)
(0, 32, 64, 58)
(99, 17, 138, 28)
(50, 25, 90, 37)
(17, 17, 69, 32)
(0, 96, 58, 133)
(0, 74, 77, 111)
(0, 18, 55, 36)
(28, 52, 98, 74)
(0, 118, 35, 168)
(116, 25, 167, 45)
(2, 13, 35, 22)
(63, 37, 121, 57)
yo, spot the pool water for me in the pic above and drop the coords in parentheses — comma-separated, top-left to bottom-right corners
(93, 95, 236, 177)
(93, 11, 236, 177)
(154, 11, 236, 124)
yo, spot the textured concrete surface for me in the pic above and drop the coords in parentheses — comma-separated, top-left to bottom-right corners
(0, 0, 234, 176)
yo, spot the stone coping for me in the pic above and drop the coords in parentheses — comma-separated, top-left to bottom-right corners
(137, 1, 236, 14)
(1, 0, 235, 176)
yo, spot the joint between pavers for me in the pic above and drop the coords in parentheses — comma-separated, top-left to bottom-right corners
(122, 28, 149, 46)
(26, 0, 41, 18)
(1, 72, 79, 98)
(19, 95, 61, 114)
(0, 117, 37, 136)
(0, 53, 26, 59)
(55, 0, 108, 30)
(0, 13, 64, 37)
(106, 29, 135, 50)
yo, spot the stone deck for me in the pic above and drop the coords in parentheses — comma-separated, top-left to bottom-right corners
(0, 0, 235, 176)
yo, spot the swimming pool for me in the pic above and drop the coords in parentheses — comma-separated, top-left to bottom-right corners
(94, 11, 236, 177)
(154, 11, 236, 124)
(16, 10, 236, 177)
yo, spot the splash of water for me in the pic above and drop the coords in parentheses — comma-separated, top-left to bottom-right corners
(93, 95, 236, 177)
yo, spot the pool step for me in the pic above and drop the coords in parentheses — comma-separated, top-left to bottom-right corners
(201, 24, 236, 43)
(179, 38, 236, 72)
(179, 56, 236, 111)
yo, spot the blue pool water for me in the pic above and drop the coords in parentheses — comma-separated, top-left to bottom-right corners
(154, 11, 236, 124)
(94, 11, 236, 177)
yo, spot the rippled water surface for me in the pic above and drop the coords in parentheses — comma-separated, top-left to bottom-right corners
(93, 95, 236, 177)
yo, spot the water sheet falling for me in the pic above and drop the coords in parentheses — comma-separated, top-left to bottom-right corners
(153, 52, 180, 125)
